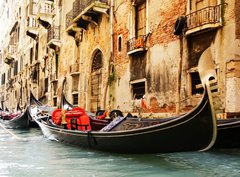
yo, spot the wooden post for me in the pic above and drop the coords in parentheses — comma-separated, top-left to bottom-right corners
(176, 35, 183, 114)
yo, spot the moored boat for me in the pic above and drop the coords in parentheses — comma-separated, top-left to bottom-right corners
(214, 118, 240, 148)
(28, 48, 217, 153)
(29, 84, 217, 153)
(0, 108, 29, 129)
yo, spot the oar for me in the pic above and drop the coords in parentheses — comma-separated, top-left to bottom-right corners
(0, 122, 22, 140)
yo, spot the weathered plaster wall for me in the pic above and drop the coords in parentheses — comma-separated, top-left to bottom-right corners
(77, 15, 111, 111)
(111, 0, 187, 113)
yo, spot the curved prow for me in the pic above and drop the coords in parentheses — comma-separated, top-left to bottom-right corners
(198, 47, 217, 85)
(17, 102, 22, 112)
(60, 77, 75, 110)
(197, 47, 217, 151)
(29, 91, 43, 106)
(61, 93, 75, 111)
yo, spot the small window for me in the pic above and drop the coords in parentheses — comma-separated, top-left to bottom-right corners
(53, 97, 57, 107)
(44, 78, 48, 93)
(118, 35, 122, 52)
(1, 73, 6, 85)
(72, 93, 78, 105)
(132, 81, 145, 99)
(190, 72, 203, 95)
(72, 75, 79, 92)
(30, 47, 33, 64)
(13, 60, 18, 76)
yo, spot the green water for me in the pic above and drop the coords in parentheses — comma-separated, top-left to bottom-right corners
(0, 128, 240, 177)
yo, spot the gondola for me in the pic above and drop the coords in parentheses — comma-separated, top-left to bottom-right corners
(27, 91, 54, 124)
(0, 108, 29, 129)
(29, 84, 217, 153)
(29, 48, 217, 153)
(60, 79, 110, 130)
(214, 118, 240, 148)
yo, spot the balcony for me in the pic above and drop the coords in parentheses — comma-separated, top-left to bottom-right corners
(185, 4, 223, 35)
(66, 0, 109, 35)
(66, 9, 80, 37)
(127, 35, 147, 55)
(47, 26, 61, 50)
(37, 0, 55, 29)
(26, 15, 39, 40)
(70, 63, 80, 76)
(4, 45, 16, 65)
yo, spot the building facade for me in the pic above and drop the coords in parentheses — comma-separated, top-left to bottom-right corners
(0, 0, 239, 118)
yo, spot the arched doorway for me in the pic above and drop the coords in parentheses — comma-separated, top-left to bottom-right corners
(90, 49, 103, 112)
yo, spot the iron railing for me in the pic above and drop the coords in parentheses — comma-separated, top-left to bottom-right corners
(27, 16, 38, 28)
(127, 35, 146, 53)
(73, 0, 108, 19)
(8, 45, 16, 55)
(186, 4, 222, 30)
(39, 0, 55, 15)
(47, 26, 60, 42)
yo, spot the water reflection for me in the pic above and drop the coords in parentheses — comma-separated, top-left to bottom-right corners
(0, 128, 240, 177)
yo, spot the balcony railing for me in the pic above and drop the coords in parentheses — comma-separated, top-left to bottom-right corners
(8, 45, 16, 55)
(39, 0, 55, 15)
(47, 26, 60, 43)
(27, 15, 38, 28)
(73, 0, 108, 20)
(186, 4, 223, 32)
(127, 35, 146, 54)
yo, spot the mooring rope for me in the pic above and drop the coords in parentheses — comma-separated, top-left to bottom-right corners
(0, 122, 22, 140)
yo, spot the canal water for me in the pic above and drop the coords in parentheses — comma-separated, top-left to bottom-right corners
(0, 128, 240, 177)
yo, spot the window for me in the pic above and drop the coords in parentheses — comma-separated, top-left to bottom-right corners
(30, 47, 33, 64)
(72, 93, 78, 105)
(72, 75, 79, 92)
(35, 42, 38, 61)
(20, 55, 23, 71)
(135, 1, 146, 37)
(91, 50, 102, 72)
(118, 35, 122, 52)
(44, 78, 48, 93)
(55, 53, 59, 79)
(13, 60, 18, 76)
(53, 97, 57, 107)
(1, 73, 6, 85)
(190, 72, 203, 95)
(132, 81, 145, 99)
(8, 68, 11, 80)
(189, 0, 217, 12)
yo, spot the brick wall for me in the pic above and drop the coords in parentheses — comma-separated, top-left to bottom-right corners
(236, 0, 240, 39)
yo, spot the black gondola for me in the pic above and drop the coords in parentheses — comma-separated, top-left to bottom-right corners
(0, 108, 29, 129)
(214, 118, 240, 148)
(28, 48, 217, 153)
(29, 84, 217, 153)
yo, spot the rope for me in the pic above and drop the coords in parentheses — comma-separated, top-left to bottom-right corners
(0, 122, 22, 140)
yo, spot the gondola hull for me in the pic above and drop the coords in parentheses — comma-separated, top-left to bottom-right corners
(33, 90, 217, 154)
(214, 118, 240, 148)
(0, 110, 29, 129)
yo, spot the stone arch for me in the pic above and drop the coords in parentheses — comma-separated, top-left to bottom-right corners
(90, 49, 103, 112)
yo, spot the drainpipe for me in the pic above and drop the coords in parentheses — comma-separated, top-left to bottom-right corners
(103, 0, 114, 109)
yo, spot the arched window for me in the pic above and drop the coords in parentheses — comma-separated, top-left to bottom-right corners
(92, 50, 102, 72)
